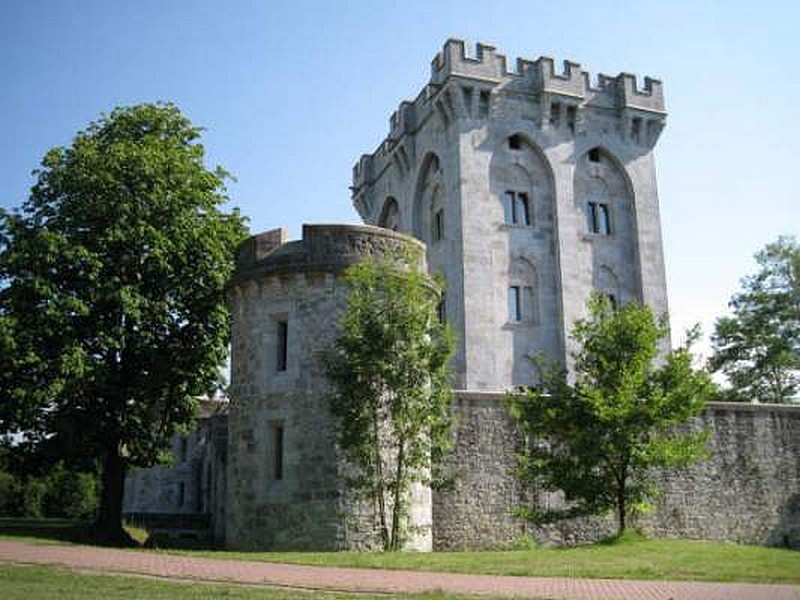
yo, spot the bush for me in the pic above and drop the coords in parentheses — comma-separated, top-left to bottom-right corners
(22, 479, 46, 518)
(0, 470, 17, 515)
(43, 464, 98, 520)
(0, 462, 99, 519)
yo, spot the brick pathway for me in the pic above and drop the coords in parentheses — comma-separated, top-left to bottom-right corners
(1, 539, 799, 600)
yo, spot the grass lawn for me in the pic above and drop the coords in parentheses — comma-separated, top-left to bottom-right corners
(177, 533, 800, 584)
(1, 519, 799, 585)
(0, 564, 466, 600)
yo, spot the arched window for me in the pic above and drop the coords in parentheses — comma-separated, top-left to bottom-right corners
(584, 176, 612, 235)
(500, 165, 534, 227)
(378, 197, 400, 231)
(595, 265, 620, 308)
(508, 257, 538, 325)
(412, 153, 443, 243)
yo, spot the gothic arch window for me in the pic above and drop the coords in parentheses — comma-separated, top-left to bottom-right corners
(412, 153, 443, 243)
(507, 257, 539, 325)
(430, 188, 445, 243)
(378, 197, 401, 231)
(490, 134, 555, 230)
(594, 265, 620, 308)
(576, 146, 634, 238)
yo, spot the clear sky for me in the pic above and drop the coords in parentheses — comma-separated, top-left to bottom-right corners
(2, 0, 798, 356)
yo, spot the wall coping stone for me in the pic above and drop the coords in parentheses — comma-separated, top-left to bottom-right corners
(452, 390, 800, 414)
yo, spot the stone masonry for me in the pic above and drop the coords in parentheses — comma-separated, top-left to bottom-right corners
(436, 395, 800, 550)
(225, 224, 433, 551)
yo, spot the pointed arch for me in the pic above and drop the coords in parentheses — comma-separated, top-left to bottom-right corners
(412, 152, 443, 242)
(491, 133, 556, 229)
(508, 255, 540, 325)
(378, 197, 400, 231)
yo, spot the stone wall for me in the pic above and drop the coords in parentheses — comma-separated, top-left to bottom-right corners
(123, 400, 228, 540)
(641, 402, 800, 548)
(434, 393, 800, 550)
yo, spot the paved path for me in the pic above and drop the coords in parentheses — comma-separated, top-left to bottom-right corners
(1, 539, 799, 600)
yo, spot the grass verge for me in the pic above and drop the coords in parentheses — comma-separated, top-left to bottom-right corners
(169, 533, 800, 584)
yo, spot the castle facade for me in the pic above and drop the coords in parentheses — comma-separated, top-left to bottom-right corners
(124, 41, 800, 551)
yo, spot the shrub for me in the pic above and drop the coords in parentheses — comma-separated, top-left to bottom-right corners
(43, 464, 98, 520)
(0, 470, 17, 515)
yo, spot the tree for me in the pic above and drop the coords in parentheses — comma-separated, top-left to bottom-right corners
(710, 236, 800, 403)
(507, 295, 714, 535)
(324, 254, 455, 551)
(0, 103, 247, 542)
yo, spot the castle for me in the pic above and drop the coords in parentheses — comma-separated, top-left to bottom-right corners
(123, 40, 800, 551)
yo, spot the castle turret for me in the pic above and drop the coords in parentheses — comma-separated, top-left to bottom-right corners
(226, 224, 432, 550)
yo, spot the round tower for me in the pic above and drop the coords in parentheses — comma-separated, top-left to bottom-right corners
(226, 224, 432, 550)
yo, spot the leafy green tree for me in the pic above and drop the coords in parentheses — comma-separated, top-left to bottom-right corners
(324, 254, 455, 551)
(508, 295, 714, 535)
(0, 103, 247, 542)
(710, 236, 800, 403)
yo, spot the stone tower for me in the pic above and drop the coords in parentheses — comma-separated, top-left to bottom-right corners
(352, 39, 669, 389)
(226, 224, 433, 550)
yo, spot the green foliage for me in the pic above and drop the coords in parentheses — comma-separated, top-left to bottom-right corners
(0, 463, 98, 519)
(710, 236, 800, 403)
(324, 253, 455, 551)
(507, 295, 715, 534)
(0, 103, 248, 538)
(43, 464, 98, 520)
(22, 480, 46, 518)
(0, 471, 16, 515)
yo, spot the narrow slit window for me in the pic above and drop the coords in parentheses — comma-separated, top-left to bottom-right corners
(588, 147, 601, 163)
(479, 90, 491, 117)
(631, 117, 642, 142)
(515, 193, 530, 226)
(508, 286, 522, 322)
(508, 134, 522, 150)
(273, 425, 284, 481)
(550, 102, 561, 127)
(587, 202, 611, 235)
(433, 209, 444, 242)
(462, 86, 474, 117)
(598, 203, 611, 235)
(504, 191, 531, 226)
(566, 105, 577, 133)
(437, 292, 446, 324)
(276, 319, 288, 372)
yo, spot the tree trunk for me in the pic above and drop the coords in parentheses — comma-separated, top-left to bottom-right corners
(371, 413, 390, 550)
(96, 441, 129, 545)
(389, 438, 405, 551)
(617, 469, 627, 535)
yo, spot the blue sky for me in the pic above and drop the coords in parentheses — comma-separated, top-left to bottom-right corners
(2, 0, 798, 356)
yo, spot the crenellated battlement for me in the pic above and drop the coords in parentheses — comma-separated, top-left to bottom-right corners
(431, 38, 664, 111)
(352, 40, 666, 195)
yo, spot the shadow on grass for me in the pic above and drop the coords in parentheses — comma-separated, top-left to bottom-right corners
(0, 518, 138, 547)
